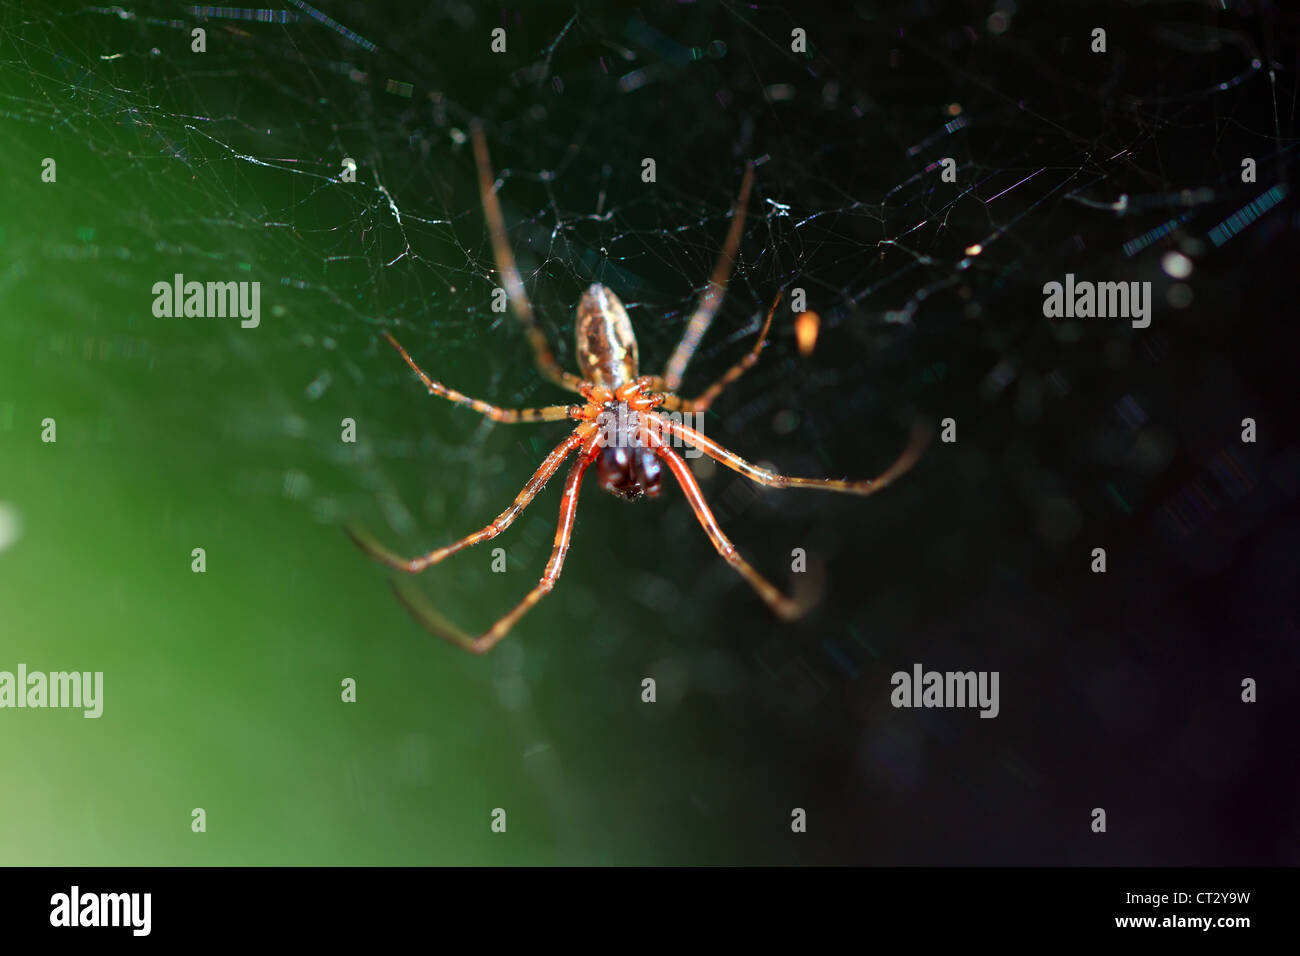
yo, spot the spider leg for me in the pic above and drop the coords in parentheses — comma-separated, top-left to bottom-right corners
(653, 291, 780, 413)
(656, 445, 811, 620)
(390, 441, 600, 654)
(382, 331, 581, 423)
(345, 426, 592, 572)
(663, 162, 755, 392)
(650, 411, 931, 496)
(470, 119, 585, 394)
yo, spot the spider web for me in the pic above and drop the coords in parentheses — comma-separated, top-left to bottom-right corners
(2, 0, 1297, 864)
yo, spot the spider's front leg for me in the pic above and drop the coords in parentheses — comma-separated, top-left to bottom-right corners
(654, 444, 817, 620)
(345, 426, 592, 573)
(391, 437, 601, 654)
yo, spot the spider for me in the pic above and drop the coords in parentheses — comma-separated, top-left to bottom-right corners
(346, 120, 930, 654)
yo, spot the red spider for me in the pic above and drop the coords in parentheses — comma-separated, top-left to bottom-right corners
(347, 121, 930, 653)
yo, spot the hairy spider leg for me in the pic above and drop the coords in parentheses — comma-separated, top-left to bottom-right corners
(651, 412, 932, 495)
(382, 331, 581, 423)
(345, 427, 592, 572)
(391, 434, 602, 653)
(471, 120, 585, 393)
(652, 290, 781, 414)
(662, 162, 755, 392)
(655, 444, 809, 620)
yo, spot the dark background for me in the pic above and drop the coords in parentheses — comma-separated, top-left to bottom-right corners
(1, 0, 1296, 865)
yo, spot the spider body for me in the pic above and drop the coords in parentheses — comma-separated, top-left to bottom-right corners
(346, 121, 930, 654)
(594, 424, 663, 501)
(574, 282, 665, 501)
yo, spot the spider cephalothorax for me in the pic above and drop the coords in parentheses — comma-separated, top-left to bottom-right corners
(593, 404, 663, 501)
(595, 444, 663, 501)
(346, 120, 930, 654)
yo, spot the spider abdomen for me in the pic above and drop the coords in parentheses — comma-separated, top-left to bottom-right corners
(575, 284, 639, 387)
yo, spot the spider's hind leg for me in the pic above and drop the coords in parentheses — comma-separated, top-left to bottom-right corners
(663, 163, 755, 392)
(655, 290, 781, 414)
(470, 119, 584, 394)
